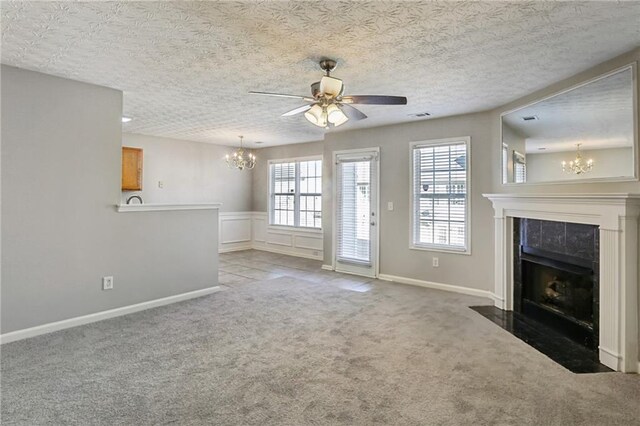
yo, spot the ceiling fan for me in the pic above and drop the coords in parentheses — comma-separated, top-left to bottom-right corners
(249, 59, 407, 128)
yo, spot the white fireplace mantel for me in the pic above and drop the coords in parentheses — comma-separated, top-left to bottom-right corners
(483, 193, 640, 373)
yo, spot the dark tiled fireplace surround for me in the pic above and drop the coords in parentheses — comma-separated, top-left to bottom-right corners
(474, 217, 609, 373)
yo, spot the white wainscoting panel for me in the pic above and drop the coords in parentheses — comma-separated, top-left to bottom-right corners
(219, 212, 323, 260)
(266, 231, 294, 247)
(219, 212, 253, 252)
(294, 234, 323, 251)
(253, 215, 267, 242)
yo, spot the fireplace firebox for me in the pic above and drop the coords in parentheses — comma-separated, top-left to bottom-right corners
(514, 219, 599, 351)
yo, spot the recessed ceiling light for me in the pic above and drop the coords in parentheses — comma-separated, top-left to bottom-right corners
(255, 141, 264, 145)
(538, 147, 546, 151)
(122, 116, 132, 123)
(409, 112, 431, 118)
(521, 115, 538, 121)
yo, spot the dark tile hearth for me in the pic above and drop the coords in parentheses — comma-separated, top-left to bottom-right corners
(470, 305, 613, 374)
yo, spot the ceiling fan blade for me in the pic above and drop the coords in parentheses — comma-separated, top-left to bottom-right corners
(249, 91, 315, 102)
(341, 95, 407, 105)
(339, 103, 367, 121)
(282, 104, 314, 117)
(320, 76, 344, 98)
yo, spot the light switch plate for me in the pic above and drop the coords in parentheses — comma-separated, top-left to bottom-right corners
(102, 276, 114, 290)
(387, 201, 394, 211)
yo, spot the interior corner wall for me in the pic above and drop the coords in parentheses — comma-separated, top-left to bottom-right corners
(1, 65, 218, 334)
(121, 133, 252, 211)
(323, 112, 495, 292)
(251, 141, 325, 212)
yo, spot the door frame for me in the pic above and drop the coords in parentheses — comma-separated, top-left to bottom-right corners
(331, 147, 380, 278)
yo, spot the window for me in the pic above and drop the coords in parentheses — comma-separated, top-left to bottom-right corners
(502, 144, 508, 184)
(269, 158, 322, 228)
(513, 151, 526, 184)
(411, 138, 470, 253)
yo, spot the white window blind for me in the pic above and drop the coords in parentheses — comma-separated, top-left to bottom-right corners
(411, 140, 469, 252)
(336, 156, 376, 265)
(513, 151, 526, 184)
(269, 158, 322, 228)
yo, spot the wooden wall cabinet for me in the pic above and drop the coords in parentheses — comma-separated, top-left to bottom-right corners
(121, 147, 143, 191)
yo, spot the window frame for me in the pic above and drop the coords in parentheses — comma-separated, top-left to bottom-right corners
(268, 155, 323, 231)
(409, 137, 471, 255)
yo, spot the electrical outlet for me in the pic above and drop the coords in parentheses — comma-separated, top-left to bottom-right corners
(432, 257, 439, 268)
(102, 276, 114, 290)
(158, 181, 164, 189)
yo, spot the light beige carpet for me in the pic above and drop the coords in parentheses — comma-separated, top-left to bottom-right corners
(2, 251, 639, 425)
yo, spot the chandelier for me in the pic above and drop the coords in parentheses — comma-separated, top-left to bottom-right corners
(225, 136, 256, 170)
(562, 143, 593, 175)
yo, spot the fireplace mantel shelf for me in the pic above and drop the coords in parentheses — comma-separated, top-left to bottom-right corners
(483, 193, 640, 204)
(484, 192, 639, 373)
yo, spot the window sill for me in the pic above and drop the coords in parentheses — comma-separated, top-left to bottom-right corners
(409, 244, 471, 256)
(268, 225, 323, 234)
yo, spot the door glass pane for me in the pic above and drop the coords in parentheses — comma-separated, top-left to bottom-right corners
(337, 160, 371, 264)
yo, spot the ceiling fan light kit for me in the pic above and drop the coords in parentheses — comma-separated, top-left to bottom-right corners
(249, 58, 407, 129)
(304, 104, 326, 127)
(326, 104, 348, 126)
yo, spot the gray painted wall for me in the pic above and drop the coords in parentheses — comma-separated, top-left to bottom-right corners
(526, 147, 634, 183)
(1, 65, 218, 333)
(251, 141, 324, 212)
(323, 112, 495, 291)
(121, 133, 252, 211)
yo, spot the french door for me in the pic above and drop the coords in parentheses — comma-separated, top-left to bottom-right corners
(333, 149, 379, 278)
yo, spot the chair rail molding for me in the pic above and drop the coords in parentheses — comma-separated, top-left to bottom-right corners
(219, 212, 323, 260)
(483, 193, 640, 373)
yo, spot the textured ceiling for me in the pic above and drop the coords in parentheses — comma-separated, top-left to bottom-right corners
(2, 1, 640, 147)
(503, 66, 635, 153)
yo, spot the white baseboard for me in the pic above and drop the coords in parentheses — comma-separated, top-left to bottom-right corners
(321, 264, 334, 271)
(377, 274, 493, 299)
(252, 243, 323, 260)
(598, 347, 621, 371)
(0, 286, 223, 345)
(219, 243, 253, 253)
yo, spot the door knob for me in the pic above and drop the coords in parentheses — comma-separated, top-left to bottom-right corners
(370, 221, 376, 226)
